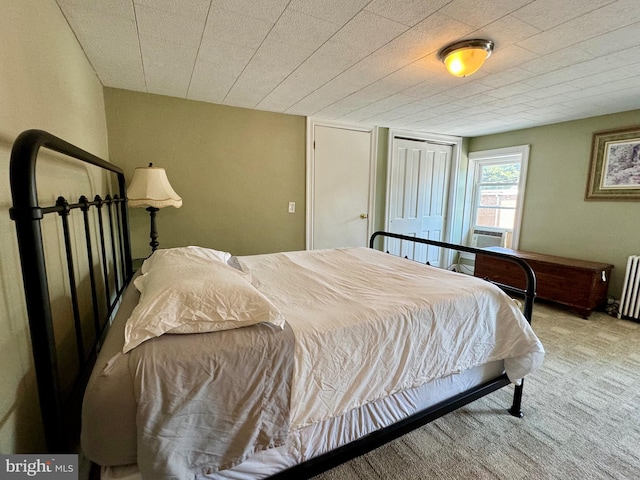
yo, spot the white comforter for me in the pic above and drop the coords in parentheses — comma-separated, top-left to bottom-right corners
(237, 247, 544, 430)
(88, 246, 545, 480)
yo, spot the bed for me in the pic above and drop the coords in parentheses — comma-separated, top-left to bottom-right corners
(9, 130, 544, 480)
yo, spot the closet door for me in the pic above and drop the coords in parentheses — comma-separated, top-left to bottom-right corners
(387, 138, 452, 267)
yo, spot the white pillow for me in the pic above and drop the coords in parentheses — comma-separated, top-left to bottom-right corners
(123, 262, 284, 353)
(141, 246, 232, 274)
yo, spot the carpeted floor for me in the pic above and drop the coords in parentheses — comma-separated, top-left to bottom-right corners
(313, 302, 640, 479)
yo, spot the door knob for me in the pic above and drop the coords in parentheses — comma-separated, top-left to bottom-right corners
(360, 213, 368, 219)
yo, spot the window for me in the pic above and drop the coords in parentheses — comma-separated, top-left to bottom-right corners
(466, 146, 529, 249)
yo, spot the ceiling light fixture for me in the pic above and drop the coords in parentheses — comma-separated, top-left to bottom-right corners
(438, 39, 494, 77)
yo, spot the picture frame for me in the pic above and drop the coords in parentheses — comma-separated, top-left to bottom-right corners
(586, 125, 640, 200)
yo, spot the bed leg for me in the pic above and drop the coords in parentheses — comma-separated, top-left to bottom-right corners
(508, 380, 524, 418)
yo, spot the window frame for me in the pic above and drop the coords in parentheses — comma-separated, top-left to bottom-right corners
(465, 145, 530, 250)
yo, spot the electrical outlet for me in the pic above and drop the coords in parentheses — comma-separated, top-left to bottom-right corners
(288, 202, 295, 213)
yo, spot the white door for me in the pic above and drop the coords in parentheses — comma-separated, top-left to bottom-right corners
(387, 139, 452, 266)
(310, 124, 373, 250)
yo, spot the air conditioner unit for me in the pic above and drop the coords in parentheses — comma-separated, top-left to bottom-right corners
(470, 228, 507, 248)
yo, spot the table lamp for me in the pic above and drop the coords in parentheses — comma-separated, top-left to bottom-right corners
(127, 163, 182, 253)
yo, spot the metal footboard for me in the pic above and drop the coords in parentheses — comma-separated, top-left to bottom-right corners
(369, 231, 537, 325)
(270, 232, 538, 479)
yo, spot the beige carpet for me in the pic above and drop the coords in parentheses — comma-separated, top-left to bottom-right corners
(313, 302, 640, 479)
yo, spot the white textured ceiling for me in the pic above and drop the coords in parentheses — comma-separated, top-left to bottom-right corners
(56, 0, 640, 136)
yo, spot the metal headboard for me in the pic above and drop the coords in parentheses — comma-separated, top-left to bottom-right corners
(9, 130, 133, 452)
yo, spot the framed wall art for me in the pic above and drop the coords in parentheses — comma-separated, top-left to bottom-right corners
(586, 125, 640, 200)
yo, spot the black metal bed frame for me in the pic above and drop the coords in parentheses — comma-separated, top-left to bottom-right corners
(9, 130, 537, 479)
(9, 130, 133, 453)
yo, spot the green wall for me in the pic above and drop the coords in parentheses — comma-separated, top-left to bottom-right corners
(374, 127, 389, 238)
(104, 88, 306, 259)
(468, 110, 640, 297)
(1, 0, 109, 454)
(105, 88, 640, 300)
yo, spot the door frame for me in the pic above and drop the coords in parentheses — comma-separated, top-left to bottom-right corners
(385, 129, 463, 264)
(306, 118, 378, 250)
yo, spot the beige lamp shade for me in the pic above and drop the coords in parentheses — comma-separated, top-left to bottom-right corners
(127, 165, 182, 209)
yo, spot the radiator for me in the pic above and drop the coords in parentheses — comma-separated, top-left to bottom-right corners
(618, 255, 640, 320)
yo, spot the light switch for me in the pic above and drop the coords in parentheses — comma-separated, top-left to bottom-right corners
(288, 202, 295, 213)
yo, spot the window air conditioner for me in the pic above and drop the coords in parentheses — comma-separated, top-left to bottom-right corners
(470, 228, 507, 248)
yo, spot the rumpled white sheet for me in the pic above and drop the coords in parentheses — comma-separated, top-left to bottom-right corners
(238, 247, 544, 429)
(91, 246, 545, 480)
(130, 322, 295, 480)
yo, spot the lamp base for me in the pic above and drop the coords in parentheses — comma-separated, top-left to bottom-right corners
(146, 206, 160, 252)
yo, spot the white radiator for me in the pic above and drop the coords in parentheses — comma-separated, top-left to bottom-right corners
(618, 255, 640, 320)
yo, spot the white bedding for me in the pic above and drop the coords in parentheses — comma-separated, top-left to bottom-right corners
(89, 246, 544, 480)
(237, 247, 544, 429)
(102, 361, 506, 480)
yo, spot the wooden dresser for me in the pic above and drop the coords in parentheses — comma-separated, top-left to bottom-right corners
(474, 247, 613, 318)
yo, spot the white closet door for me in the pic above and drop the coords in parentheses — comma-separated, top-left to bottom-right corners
(387, 138, 452, 266)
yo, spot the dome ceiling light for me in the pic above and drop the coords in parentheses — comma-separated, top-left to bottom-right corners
(438, 39, 494, 77)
